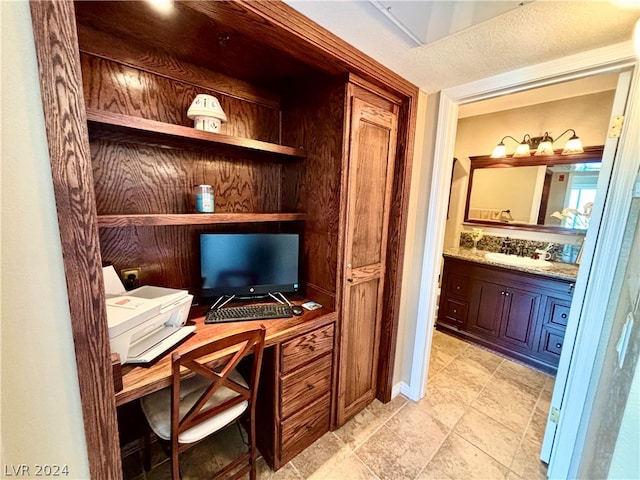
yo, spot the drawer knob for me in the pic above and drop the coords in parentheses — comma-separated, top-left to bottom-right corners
(307, 384, 314, 390)
(561, 313, 567, 319)
(556, 343, 562, 349)
(456, 286, 461, 290)
(309, 345, 315, 352)
(453, 309, 457, 314)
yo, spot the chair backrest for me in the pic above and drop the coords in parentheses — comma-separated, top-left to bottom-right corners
(170, 327, 266, 442)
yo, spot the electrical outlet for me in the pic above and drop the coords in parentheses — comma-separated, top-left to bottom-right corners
(121, 268, 141, 282)
(121, 268, 141, 290)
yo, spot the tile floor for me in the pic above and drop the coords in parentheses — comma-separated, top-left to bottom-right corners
(122, 329, 553, 479)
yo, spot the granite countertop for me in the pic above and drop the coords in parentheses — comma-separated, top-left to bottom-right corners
(443, 247, 579, 282)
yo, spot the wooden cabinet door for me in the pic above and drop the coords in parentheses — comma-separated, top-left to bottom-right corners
(337, 97, 397, 426)
(468, 280, 505, 338)
(498, 287, 540, 351)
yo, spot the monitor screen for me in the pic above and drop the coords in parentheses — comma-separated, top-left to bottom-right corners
(200, 233, 300, 299)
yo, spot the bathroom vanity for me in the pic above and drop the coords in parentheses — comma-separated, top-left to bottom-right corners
(437, 249, 578, 374)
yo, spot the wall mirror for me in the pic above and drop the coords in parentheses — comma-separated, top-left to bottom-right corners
(464, 145, 603, 233)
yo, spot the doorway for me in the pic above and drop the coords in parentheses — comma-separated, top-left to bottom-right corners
(409, 42, 639, 477)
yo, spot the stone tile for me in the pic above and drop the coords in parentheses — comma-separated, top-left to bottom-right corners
(419, 383, 468, 429)
(426, 432, 509, 479)
(510, 437, 549, 479)
(146, 459, 171, 480)
(431, 330, 469, 356)
(181, 437, 224, 480)
(365, 395, 408, 422)
(320, 454, 380, 480)
(249, 457, 304, 480)
(355, 424, 430, 480)
(536, 387, 552, 414)
(457, 343, 504, 376)
(121, 450, 145, 480)
(291, 432, 351, 479)
(385, 401, 449, 460)
(428, 347, 456, 382)
(208, 423, 249, 469)
(453, 408, 521, 467)
(429, 356, 491, 405)
(543, 375, 555, 394)
(495, 359, 549, 392)
(523, 407, 547, 445)
(334, 404, 386, 451)
(415, 461, 456, 479)
(506, 470, 523, 479)
(472, 373, 539, 434)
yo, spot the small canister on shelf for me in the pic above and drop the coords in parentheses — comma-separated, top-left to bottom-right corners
(194, 184, 214, 213)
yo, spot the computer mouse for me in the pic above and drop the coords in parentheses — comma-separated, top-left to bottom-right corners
(291, 305, 304, 316)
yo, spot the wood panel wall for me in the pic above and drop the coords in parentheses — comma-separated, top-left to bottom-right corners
(30, 2, 418, 476)
(281, 80, 346, 309)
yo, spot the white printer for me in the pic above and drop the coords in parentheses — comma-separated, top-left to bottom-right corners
(102, 266, 195, 364)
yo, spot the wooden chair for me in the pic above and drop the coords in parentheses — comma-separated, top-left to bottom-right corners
(140, 327, 266, 480)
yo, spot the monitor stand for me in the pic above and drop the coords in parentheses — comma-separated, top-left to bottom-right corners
(209, 291, 291, 310)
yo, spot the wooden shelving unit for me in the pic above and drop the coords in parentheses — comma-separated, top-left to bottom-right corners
(97, 212, 307, 227)
(86, 109, 306, 159)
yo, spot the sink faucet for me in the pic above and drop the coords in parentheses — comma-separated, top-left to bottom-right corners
(501, 237, 512, 255)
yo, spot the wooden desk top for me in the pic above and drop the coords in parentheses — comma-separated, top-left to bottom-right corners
(115, 305, 336, 406)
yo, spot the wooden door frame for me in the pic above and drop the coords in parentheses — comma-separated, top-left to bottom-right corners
(29, 1, 417, 476)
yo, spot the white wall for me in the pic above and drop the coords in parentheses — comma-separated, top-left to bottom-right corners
(0, 2, 90, 476)
(393, 91, 440, 394)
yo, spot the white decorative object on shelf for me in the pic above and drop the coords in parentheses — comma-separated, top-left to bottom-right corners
(187, 94, 227, 133)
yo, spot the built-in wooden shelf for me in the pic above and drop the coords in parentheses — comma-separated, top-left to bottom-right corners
(97, 212, 307, 228)
(86, 109, 306, 159)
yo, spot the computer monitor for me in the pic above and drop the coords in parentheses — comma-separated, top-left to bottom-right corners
(199, 233, 300, 300)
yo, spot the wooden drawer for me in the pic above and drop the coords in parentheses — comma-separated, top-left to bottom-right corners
(280, 392, 331, 465)
(446, 273, 471, 299)
(281, 324, 334, 374)
(540, 326, 565, 357)
(281, 353, 332, 419)
(443, 298, 468, 325)
(549, 302, 571, 327)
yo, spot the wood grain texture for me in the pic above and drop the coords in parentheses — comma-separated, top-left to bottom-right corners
(90, 140, 285, 215)
(29, 1, 121, 478)
(341, 280, 380, 416)
(280, 353, 332, 418)
(81, 56, 281, 143)
(280, 324, 334, 374)
(74, 1, 322, 91)
(86, 109, 304, 158)
(281, 80, 346, 305)
(280, 393, 331, 465)
(116, 309, 336, 406)
(377, 90, 418, 403)
(187, 1, 418, 97)
(76, 23, 281, 108)
(337, 95, 397, 425)
(97, 213, 306, 228)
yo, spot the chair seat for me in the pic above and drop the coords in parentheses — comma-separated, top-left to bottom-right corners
(140, 369, 248, 444)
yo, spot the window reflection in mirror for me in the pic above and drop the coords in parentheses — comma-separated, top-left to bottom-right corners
(464, 146, 603, 233)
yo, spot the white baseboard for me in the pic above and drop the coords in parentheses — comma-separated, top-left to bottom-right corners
(392, 381, 412, 399)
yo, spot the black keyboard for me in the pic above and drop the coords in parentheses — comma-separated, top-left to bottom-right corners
(205, 304, 293, 324)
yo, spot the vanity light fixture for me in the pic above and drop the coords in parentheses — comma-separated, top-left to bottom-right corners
(491, 134, 533, 158)
(491, 128, 584, 158)
(535, 129, 584, 156)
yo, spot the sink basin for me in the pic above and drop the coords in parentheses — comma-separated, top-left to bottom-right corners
(484, 252, 552, 270)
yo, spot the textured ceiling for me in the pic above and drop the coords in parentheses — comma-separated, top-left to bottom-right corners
(285, 1, 640, 94)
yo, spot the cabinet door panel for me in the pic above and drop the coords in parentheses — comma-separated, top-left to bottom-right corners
(338, 96, 397, 426)
(468, 281, 504, 338)
(499, 289, 540, 350)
